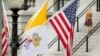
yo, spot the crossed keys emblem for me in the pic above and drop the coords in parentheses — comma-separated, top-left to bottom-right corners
(32, 33, 41, 47)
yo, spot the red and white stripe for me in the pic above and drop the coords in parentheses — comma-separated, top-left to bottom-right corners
(2, 28, 8, 56)
(49, 11, 74, 56)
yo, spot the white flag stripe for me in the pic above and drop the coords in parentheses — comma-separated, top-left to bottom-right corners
(60, 11, 71, 28)
(57, 12, 72, 53)
(57, 12, 72, 46)
(2, 36, 6, 44)
(53, 16, 69, 41)
(2, 42, 7, 54)
(56, 14, 70, 39)
(59, 11, 72, 47)
(57, 11, 72, 54)
(51, 16, 68, 45)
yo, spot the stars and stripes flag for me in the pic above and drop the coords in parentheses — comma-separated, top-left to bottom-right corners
(2, 25, 8, 56)
(2, 0, 10, 56)
(49, 0, 77, 56)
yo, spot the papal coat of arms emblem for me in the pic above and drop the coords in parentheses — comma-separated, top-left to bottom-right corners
(32, 33, 41, 47)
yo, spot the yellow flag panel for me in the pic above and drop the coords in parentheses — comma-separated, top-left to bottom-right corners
(24, 1, 48, 32)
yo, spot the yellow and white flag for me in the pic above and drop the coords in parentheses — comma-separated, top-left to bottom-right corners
(21, 0, 48, 56)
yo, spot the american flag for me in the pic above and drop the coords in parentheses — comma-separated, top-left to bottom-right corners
(2, 0, 9, 56)
(2, 25, 8, 56)
(49, 0, 77, 56)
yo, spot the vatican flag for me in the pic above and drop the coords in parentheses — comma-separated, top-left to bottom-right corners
(21, 0, 48, 56)
(22, 25, 48, 56)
